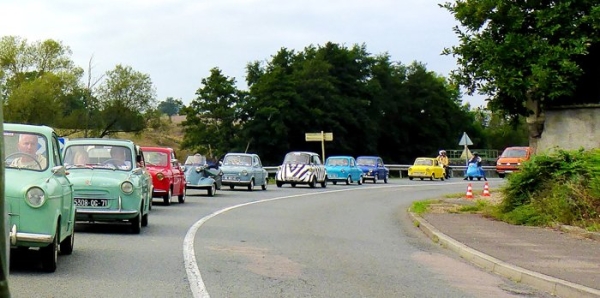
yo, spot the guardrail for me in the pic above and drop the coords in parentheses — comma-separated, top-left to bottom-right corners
(264, 165, 500, 178)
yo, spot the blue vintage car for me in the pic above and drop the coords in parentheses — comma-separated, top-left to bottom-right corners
(183, 154, 222, 196)
(4, 123, 76, 272)
(63, 139, 152, 234)
(325, 156, 364, 185)
(220, 153, 268, 191)
(356, 156, 390, 183)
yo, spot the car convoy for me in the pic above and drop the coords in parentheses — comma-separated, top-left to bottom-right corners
(3, 122, 529, 273)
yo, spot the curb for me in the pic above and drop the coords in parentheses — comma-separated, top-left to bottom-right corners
(408, 211, 600, 298)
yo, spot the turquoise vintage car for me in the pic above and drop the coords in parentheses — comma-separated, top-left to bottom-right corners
(220, 153, 268, 191)
(63, 139, 152, 234)
(4, 123, 76, 272)
(325, 156, 364, 185)
(183, 154, 222, 196)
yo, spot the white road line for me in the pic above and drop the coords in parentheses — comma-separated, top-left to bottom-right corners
(183, 182, 465, 298)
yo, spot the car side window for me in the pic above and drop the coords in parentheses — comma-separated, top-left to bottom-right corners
(314, 155, 322, 165)
(254, 156, 262, 167)
(378, 159, 383, 167)
(350, 159, 355, 167)
(51, 134, 62, 166)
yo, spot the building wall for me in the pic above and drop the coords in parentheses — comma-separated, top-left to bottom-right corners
(537, 105, 600, 153)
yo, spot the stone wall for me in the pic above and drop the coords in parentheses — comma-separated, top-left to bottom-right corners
(537, 105, 600, 153)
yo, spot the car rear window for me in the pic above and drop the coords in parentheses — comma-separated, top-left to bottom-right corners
(501, 149, 528, 158)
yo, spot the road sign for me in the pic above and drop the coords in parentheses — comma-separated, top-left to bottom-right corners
(458, 132, 473, 146)
(305, 132, 333, 142)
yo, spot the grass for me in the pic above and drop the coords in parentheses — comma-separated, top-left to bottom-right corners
(410, 200, 436, 215)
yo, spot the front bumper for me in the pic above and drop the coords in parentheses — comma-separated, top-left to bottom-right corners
(9, 224, 53, 246)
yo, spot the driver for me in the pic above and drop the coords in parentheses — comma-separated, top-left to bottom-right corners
(10, 133, 48, 169)
(108, 146, 131, 169)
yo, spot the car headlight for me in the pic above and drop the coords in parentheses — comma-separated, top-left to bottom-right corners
(121, 181, 134, 194)
(368, 169, 373, 173)
(517, 163, 521, 166)
(25, 187, 45, 207)
(241, 170, 248, 176)
(156, 172, 165, 180)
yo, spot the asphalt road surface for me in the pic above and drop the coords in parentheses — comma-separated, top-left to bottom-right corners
(8, 179, 553, 298)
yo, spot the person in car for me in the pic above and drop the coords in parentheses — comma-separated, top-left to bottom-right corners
(10, 133, 47, 169)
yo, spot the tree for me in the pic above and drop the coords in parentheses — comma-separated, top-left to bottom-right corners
(157, 97, 184, 121)
(94, 64, 157, 137)
(181, 67, 245, 159)
(441, 1, 600, 149)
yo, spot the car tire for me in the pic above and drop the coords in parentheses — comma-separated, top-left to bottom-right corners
(358, 177, 363, 185)
(59, 227, 74, 255)
(321, 178, 326, 188)
(441, 176, 445, 181)
(291, 183, 296, 188)
(131, 211, 142, 234)
(420, 178, 424, 181)
(373, 174, 378, 184)
(141, 207, 149, 227)
(262, 178, 267, 190)
(41, 226, 59, 272)
(208, 184, 216, 197)
(498, 173, 505, 179)
(309, 177, 316, 188)
(430, 174, 434, 181)
(163, 188, 172, 206)
(469, 177, 474, 181)
(477, 177, 482, 181)
(248, 179, 254, 191)
(384, 174, 389, 184)
(178, 188, 186, 204)
(346, 176, 351, 185)
(332, 181, 337, 185)
(229, 185, 234, 190)
(276, 181, 283, 188)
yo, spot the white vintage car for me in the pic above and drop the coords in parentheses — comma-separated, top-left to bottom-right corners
(275, 151, 327, 188)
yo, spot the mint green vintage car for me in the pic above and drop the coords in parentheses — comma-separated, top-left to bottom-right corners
(4, 123, 76, 272)
(63, 139, 152, 234)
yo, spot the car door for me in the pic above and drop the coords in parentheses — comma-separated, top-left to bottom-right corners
(252, 155, 263, 183)
(377, 158, 385, 178)
(171, 150, 184, 194)
(52, 134, 74, 231)
(136, 147, 151, 201)
(313, 155, 325, 181)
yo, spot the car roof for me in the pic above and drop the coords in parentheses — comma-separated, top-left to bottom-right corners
(225, 152, 257, 157)
(286, 151, 318, 156)
(141, 146, 173, 152)
(326, 155, 354, 159)
(4, 123, 55, 135)
(416, 157, 436, 160)
(356, 156, 380, 159)
(65, 138, 136, 147)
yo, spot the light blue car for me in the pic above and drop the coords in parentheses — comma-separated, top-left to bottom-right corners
(325, 156, 364, 185)
(220, 153, 268, 191)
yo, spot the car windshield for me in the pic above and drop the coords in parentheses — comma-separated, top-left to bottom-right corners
(326, 158, 348, 166)
(414, 159, 433, 166)
(3, 131, 49, 171)
(501, 149, 527, 158)
(143, 151, 168, 167)
(184, 154, 206, 165)
(283, 152, 310, 164)
(64, 144, 132, 171)
(223, 155, 252, 166)
(356, 158, 376, 166)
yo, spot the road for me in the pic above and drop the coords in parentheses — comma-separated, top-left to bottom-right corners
(8, 179, 552, 298)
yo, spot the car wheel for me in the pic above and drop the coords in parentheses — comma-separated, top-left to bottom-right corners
(420, 178, 424, 181)
(208, 184, 216, 197)
(291, 183, 296, 188)
(430, 174, 434, 181)
(262, 178, 267, 190)
(441, 176, 445, 181)
(469, 177, 474, 181)
(333, 181, 337, 185)
(178, 187, 186, 204)
(131, 211, 142, 234)
(142, 211, 149, 227)
(248, 179, 254, 191)
(59, 227, 74, 255)
(321, 178, 326, 188)
(358, 176, 363, 185)
(309, 177, 316, 188)
(498, 173, 505, 179)
(346, 176, 351, 185)
(384, 174, 389, 184)
(409, 177, 414, 181)
(229, 185, 234, 190)
(40, 226, 59, 272)
(276, 181, 283, 188)
(163, 188, 172, 206)
(373, 174, 378, 184)
(477, 177, 482, 181)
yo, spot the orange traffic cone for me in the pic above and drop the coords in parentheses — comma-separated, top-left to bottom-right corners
(465, 183, 474, 199)
(483, 182, 491, 196)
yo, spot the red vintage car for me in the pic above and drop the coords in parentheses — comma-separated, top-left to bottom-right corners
(141, 147, 186, 205)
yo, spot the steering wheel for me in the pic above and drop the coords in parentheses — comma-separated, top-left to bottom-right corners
(5, 152, 43, 169)
(102, 159, 126, 168)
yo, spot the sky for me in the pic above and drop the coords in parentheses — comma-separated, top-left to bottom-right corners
(0, 0, 487, 107)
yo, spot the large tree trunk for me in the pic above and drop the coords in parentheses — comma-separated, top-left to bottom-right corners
(526, 98, 545, 154)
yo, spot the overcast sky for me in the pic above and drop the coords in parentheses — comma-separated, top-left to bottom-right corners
(0, 0, 486, 107)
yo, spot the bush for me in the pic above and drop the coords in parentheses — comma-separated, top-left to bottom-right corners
(500, 148, 600, 228)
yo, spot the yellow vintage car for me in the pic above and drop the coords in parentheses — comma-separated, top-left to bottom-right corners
(408, 157, 446, 181)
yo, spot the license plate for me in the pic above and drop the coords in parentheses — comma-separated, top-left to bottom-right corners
(74, 198, 108, 207)
(330, 174, 337, 178)
(505, 170, 513, 173)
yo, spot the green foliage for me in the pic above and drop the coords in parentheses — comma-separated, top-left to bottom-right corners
(410, 200, 434, 215)
(157, 97, 184, 119)
(458, 199, 490, 213)
(500, 149, 600, 228)
(441, 1, 600, 117)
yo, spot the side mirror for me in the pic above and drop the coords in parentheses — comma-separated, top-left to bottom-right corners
(136, 155, 142, 163)
(51, 165, 67, 176)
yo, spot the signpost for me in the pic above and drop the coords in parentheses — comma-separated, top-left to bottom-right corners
(458, 132, 473, 166)
(305, 131, 333, 161)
